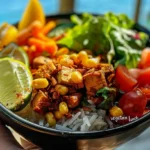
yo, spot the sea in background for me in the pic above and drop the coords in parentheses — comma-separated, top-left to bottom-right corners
(0, 0, 150, 150)
(0, 0, 150, 29)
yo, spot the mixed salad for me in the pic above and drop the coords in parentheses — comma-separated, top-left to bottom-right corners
(0, 0, 150, 131)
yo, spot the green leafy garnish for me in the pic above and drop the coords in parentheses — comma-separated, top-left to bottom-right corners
(96, 87, 116, 109)
(58, 13, 149, 68)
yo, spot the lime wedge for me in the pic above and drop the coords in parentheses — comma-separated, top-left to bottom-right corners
(0, 58, 32, 111)
(0, 43, 29, 66)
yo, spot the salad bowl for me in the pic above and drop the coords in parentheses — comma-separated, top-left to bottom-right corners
(0, 13, 150, 150)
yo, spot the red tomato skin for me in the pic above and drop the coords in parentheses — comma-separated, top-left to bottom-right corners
(119, 89, 147, 118)
(115, 65, 137, 93)
(138, 68, 150, 86)
(139, 86, 150, 99)
(138, 48, 150, 69)
(129, 68, 142, 79)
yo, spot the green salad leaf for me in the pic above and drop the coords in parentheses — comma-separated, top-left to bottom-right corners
(57, 13, 149, 68)
(96, 87, 116, 109)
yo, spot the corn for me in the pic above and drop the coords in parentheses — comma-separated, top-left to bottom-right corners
(71, 71, 83, 83)
(55, 84, 68, 95)
(59, 102, 69, 115)
(59, 57, 74, 67)
(56, 47, 69, 56)
(78, 51, 88, 61)
(45, 112, 56, 127)
(32, 78, 49, 89)
(109, 106, 123, 117)
(54, 110, 63, 120)
(57, 54, 69, 62)
(84, 59, 98, 68)
(70, 53, 79, 64)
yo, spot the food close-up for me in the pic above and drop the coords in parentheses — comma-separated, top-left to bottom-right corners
(0, 0, 150, 132)
(0, 0, 150, 149)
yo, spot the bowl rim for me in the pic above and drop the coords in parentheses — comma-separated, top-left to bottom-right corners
(1, 103, 150, 139)
(1, 13, 150, 139)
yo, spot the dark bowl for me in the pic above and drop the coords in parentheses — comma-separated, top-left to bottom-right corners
(0, 13, 150, 150)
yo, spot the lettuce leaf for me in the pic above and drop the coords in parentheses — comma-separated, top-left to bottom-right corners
(57, 13, 149, 68)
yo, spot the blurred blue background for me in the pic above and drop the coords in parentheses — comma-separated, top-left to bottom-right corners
(0, 0, 150, 150)
(0, 0, 150, 29)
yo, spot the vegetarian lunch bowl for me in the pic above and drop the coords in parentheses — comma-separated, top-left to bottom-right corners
(0, 0, 150, 149)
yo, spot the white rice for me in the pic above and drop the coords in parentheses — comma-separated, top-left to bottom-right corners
(105, 116, 114, 129)
(19, 99, 109, 132)
(83, 116, 91, 127)
(57, 106, 108, 131)
(72, 122, 83, 131)
(67, 112, 81, 125)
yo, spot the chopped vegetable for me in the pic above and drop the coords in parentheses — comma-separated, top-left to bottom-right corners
(96, 87, 116, 109)
(109, 106, 123, 117)
(119, 89, 147, 117)
(115, 65, 137, 92)
(58, 13, 149, 68)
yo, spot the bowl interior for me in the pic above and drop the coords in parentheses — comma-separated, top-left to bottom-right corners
(1, 13, 150, 139)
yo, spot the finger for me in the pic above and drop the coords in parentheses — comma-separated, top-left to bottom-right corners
(0, 120, 23, 150)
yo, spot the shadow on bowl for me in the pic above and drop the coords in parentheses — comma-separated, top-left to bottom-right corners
(1, 13, 150, 150)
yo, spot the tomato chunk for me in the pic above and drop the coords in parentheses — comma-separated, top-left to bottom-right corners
(138, 48, 150, 69)
(138, 67, 150, 86)
(139, 87, 150, 99)
(119, 89, 147, 117)
(115, 65, 137, 93)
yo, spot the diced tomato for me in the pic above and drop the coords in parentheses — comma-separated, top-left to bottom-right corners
(139, 86, 150, 99)
(138, 48, 150, 69)
(138, 67, 150, 86)
(115, 65, 137, 93)
(119, 88, 147, 117)
(128, 68, 142, 79)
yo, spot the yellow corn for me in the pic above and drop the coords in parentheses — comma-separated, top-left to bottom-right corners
(59, 102, 69, 115)
(45, 112, 56, 127)
(71, 71, 83, 83)
(78, 51, 88, 61)
(57, 54, 69, 62)
(70, 53, 79, 64)
(59, 57, 74, 67)
(55, 84, 68, 95)
(54, 110, 63, 120)
(56, 47, 69, 56)
(109, 106, 123, 117)
(32, 78, 49, 89)
(84, 59, 98, 68)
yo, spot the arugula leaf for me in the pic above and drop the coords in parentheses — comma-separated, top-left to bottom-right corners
(96, 87, 116, 109)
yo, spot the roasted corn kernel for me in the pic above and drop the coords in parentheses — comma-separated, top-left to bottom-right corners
(109, 106, 123, 117)
(57, 54, 69, 62)
(45, 112, 56, 127)
(71, 71, 83, 83)
(70, 53, 79, 64)
(59, 57, 74, 67)
(54, 110, 63, 120)
(32, 78, 49, 89)
(84, 59, 98, 68)
(55, 84, 68, 95)
(78, 51, 88, 61)
(56, 47, 69, 56)
(59, 102, 69, 115)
